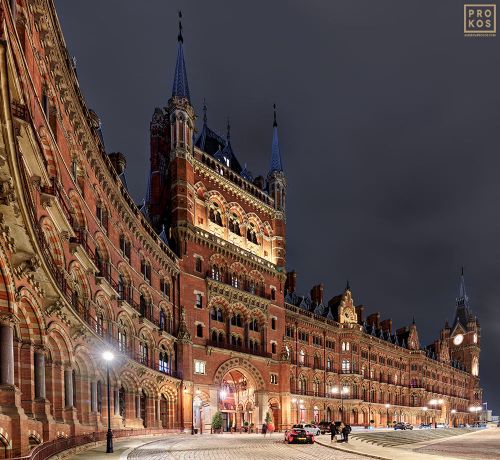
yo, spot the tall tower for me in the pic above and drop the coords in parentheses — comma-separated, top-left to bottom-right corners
(449, 269, 481, 403)
(148, 12, 195, 236)
(267, 105, 286, 267)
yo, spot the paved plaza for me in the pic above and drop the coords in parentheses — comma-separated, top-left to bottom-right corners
(64, 428, 500, 460)
(127, 434, 366, 460)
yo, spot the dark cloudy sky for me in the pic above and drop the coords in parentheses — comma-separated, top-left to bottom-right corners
(55, 1, 500, 411)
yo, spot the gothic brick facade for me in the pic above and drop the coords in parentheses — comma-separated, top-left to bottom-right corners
(0, 1, 482, 457)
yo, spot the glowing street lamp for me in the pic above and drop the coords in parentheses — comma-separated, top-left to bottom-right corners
(332, 386, 349, 423)
(102, 351, 114, 454)
(422, 406, 428, 424)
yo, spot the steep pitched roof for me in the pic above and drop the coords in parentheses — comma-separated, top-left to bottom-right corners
(171, 14, 190, 102)
(269, 104, 283, 174)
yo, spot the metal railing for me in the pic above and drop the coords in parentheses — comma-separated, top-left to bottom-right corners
(10, 428, 168, 460)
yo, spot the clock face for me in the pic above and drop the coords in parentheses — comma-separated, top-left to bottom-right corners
(473, 333, 478, 344)
(453, 334, 464, 346)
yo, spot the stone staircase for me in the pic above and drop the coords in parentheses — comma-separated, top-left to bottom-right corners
(350, 428, 478, 447)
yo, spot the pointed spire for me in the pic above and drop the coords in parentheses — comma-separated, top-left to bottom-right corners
(345, 280, 350, 291)
(159, 225, 169, 246)
(171, 11, 191, 102)
(203, 98, 207, 125)
(269, 104, 283, 173)
(226, 117, 231, 142)
(456, 266, 469, 308)
(412, 316, 416, 325)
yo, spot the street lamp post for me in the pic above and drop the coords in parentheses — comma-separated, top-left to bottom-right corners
(102, 351, 114, 454)
(332, 386, 349, 423)
(469, 405, 481, 425)
(385, 404, 390, 428)
(450, 409, 456, 428)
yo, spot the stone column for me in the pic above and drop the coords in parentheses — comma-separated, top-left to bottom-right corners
(64, 368, 73, 408)
(0, 321, 15, 385)
(34, 348, 46, 399)
(136, 392, 141, 418)
(90, 380, 97, 412)
(156, 397, 161, 424)
(114, 388, 120, 416)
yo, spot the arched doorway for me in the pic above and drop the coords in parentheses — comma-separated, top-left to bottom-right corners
(219, 369, 255, 432)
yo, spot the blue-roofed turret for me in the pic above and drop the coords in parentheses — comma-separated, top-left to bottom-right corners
(171, 11, 190, 103)
(267, 104, 286, 213)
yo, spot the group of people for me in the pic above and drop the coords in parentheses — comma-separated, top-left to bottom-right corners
(330, 422, 352, 443)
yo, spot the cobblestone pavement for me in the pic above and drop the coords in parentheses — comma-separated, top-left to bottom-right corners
(127, 433, 368, 460)
(414, 427, 500, 459)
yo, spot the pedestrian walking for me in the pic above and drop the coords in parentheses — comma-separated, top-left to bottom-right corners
(262, 423, 267, 437)
(342, 424, 352, 443)
(329, 421, 337, 442)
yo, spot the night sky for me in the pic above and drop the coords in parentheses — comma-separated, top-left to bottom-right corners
(54, 1, 500, 412)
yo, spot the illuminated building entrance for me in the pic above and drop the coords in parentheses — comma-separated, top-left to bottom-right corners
(219, 370, 256, 431)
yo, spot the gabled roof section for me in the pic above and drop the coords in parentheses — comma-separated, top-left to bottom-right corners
(171, 12, 191, 102)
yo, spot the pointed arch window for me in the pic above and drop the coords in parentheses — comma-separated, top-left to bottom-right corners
(139, 337, 149, 365)
(159, 345, 170, 373)
(118, 322, 127, 353)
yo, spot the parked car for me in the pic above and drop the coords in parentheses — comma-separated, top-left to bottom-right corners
(436, 423, 448, 428)
(419, 423, 432, 429)
(284, 428, 315, 444)
(292, 423, 321, 436)
(394, 422, 413, 430)
(318, 421, 332, 434)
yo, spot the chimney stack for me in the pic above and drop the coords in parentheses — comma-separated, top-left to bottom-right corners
(310, 284, 324, 304)
(367, 312, 380, 329)
(356, 305, 365, 323)
(380, 319, 393, 333)
(285, 271, 297, 294)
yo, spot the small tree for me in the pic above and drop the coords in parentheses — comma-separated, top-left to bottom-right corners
(265, 411, 273, 424)
(212, 411, 223, 432)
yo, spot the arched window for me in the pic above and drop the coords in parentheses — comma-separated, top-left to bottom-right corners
(299, 376, 307, 394)
(231, 273, 240, 288)
(96, 312, 104, 336)
(249, 318, 259, 332)
(211, 265, 221, 281)
(118, 321, 127, 352)
(140, 337, 149, 365)
(313, 379, 320, 396)
(159, 346, 170, 373)
(314, 354, 321, 369)
(247, 224, 258, 244)
(159, 309, 166, 331)
(160, 278, 170, 299)
(228, 214, 240, 236)
(231, 313, 242, 327)
(299, 349, 305, 365)
(342, 341, 350, 352)
(327, 356, 333, 371)
(217, 308, 224, 323)
(342, 359, 351, 373)
(211, 329, 218, 342)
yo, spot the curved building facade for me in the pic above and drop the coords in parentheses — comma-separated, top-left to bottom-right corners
(0, 1, 482, 456)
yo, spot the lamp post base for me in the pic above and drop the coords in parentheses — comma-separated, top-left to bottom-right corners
(106, 429, 113, 453)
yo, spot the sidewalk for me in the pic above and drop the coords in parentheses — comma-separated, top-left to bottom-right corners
(315, 429, 484, 460)
(63, 435, 176, 460)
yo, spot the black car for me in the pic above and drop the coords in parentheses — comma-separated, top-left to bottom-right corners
(318, 421, 332, 434)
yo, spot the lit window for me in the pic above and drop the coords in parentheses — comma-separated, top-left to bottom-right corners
(194, 360, 206, 375)
(195, 293, 203, 309)
(270, 374, 278, 385)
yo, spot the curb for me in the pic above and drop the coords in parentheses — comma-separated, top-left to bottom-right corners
(315, 439, 393, 460)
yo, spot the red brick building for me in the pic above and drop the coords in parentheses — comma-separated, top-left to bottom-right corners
(0, 1, 482, 457)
